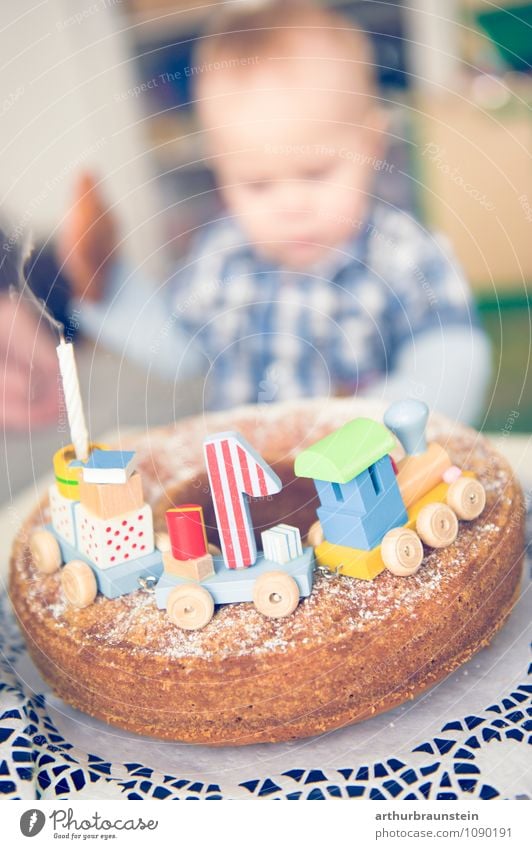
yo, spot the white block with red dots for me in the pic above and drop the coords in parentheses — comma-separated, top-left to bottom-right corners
(49, 483, 76, 546)
(74, 502, 154, 569)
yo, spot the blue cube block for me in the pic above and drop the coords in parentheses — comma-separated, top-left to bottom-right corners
(314, 456, 400, 515)
(318, 488, 408, 550)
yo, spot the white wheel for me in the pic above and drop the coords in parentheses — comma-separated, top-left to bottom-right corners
(29, 530, 62, 574)
(253, 571, 300, 618)
(381, 528, 424, 576)
(61, 560, 97, 608)
(446, 477, 486, 520)
(306, 520, 324, 547)
(166, 584, 214, 630)
(416, 503, 458, 548)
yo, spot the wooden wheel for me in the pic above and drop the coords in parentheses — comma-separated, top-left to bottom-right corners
(253, 571, 300, 618)
(166, 584, 214, 630)
(416, 503, 458, 548)
(306, 520, 324, 548)
(381, 528, 424, 576)
(61, 560, 97, 608)
(446, 477, 486, 520)
(29, 530, 62, 574)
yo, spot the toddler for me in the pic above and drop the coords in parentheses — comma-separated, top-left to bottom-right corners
(62, 0, 490, 422)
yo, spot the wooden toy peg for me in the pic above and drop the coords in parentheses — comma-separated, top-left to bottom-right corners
(384, 399, 429, 455)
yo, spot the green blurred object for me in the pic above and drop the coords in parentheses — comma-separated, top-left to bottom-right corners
(476, 3, 532, 72)
(478, 297, 532, 432)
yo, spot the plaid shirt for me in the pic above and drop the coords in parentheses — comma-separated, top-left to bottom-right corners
(171, 203, 476, 411)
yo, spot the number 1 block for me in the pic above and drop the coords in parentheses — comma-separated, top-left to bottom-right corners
(203, 431, 282, 570)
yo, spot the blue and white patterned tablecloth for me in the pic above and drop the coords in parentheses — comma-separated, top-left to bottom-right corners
(0, 473, 530, 801)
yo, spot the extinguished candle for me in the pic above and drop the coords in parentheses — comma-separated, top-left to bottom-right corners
(56, 337, 89, 461)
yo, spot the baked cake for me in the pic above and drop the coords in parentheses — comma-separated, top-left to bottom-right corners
(9, 398, 525, 745)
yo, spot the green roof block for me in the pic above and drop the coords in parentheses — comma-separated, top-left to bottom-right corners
(294, 417, 396, 484)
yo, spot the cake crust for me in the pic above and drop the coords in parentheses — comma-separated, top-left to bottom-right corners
(9, 399, 525, 745)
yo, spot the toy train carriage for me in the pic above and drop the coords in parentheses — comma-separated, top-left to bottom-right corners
(296, 400, 486, 579)
(155, 432, 314, 629)
(29, 436, 315, 630)
(29, 446, 165, 608)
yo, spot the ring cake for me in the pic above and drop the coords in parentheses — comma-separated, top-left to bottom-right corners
(9, 398, 525, 746)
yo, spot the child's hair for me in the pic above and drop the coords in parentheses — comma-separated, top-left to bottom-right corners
(194, 0, 376, 96)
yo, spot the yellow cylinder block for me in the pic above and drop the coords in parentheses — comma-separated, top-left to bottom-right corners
(53, 442, 108, 500)
(396, 442, 451, 509)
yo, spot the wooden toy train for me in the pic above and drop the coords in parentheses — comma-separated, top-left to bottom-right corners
(29, 399, 486, 630)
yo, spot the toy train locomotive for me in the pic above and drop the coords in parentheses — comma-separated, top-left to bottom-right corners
(29, 399, 486, 630)
(297, 399, 486, 579)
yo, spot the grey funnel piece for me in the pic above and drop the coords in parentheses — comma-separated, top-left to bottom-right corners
(383, 399, 429, 456)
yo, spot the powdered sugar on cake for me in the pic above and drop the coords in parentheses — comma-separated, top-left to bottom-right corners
(13, 398, 516, 661)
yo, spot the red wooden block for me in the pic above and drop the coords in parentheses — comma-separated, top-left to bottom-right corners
(165, 505, 208, 560)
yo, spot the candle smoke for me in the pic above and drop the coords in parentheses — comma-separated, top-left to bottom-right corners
(5, 231, 65, 339)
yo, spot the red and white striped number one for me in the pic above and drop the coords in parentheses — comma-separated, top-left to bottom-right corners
(203, 431, 282, 569)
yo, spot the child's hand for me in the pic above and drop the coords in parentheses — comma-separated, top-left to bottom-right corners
(0, 295, 61, 430)
(59, 172, 118, 303)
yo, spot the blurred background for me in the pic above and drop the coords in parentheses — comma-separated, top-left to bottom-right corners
(1, 0, 531, 500)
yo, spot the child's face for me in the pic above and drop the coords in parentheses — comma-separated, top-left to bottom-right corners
(199, 64, 384, 269)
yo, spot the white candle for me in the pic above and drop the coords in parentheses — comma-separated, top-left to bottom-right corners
(56, 338, 89, 461)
